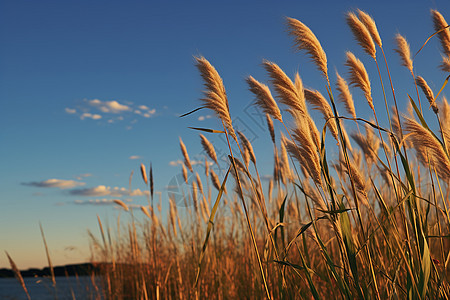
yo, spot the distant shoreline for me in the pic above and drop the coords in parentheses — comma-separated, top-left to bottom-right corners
(0, 262, 104, 278)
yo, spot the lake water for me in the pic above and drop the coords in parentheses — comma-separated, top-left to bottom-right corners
(0, 276, 103, 300)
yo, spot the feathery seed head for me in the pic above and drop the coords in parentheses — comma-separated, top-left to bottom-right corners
(286, 17, 328, 79)
(247, 76, 282, 121)
(195, 56, 236, 140)
(335, 71, 356, 119)
(113, 199, 129, 212)
(199, 134, 218, 165)
(263, 60, 307, 114)
(179, 137, 193, 172)
(346, 12, 376, 59)
(181, 163, 188, 184)
(140, 163, 148, 185)
(404, 116, 450, 179)
(416, 76, 438, 114)
(266, 114, 276, 144)
(345, 51, 374, 110)
(238, 131, 256, 164)
(431, 10, 450, 57)
(441, 55, 450, 72)
(394, 34, 413, 73)
(357, 9, 382, 47)
(304, 88, 339, 143)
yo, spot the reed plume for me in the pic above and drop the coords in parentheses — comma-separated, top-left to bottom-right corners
(210, 168, 227, 194)
(5, 252, 30, 300)
(304, 88, 339, 142)
(336, 71, 356, 119)
(200, 134, 218, 165)
(347, 12, 376, 59)
(179, 137, 193, 172)
(238, 131, 256, 164)
(169, 198, 177, 237)
(441, 55, 450, 72)
(268, 179, 273, 201)
(140, 206, 151, 219)
(416, 76, 438, 113)
(196, 172, 204, 195)
(181, 163, 188, 184)
(357, 9, 382, 48)
(291, 118, 322, 186)
(404, 116, 450, 179)
(266, 114, 276, 144)
(113, 199, 129, 212)
(394, 34, 413, 73)
(431, 10, 450, 56)
(441, 96, 450, 128)
(441, 96, 450, 147)
(345, 51, 374, 110)
(195, 56, 236, 140)
(286, 17, 328, 79)
(192, 181, 198, 212)
(341, 157, 368, 200)
(246, 76, 283, 121)
(263, 60, 307, 114)
(351, 127, 379, 169)
(140, 163, 148, 185)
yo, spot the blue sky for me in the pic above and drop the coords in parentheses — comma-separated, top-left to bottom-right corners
(1, 0, 449, 268)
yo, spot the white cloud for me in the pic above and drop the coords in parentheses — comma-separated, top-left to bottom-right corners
(89, 99, 130, 113)
(129, 155, 141, 160)
(23, 179, 85, 189)
(75, 173, 92, 180)
(80, 113, 102, 120)
(169, 159, 205, 166)
(198, 115, 212, 121)
(169, 160, 183, 166)
(74, 198, 115, 205)
(65, 108, 76, 114)
(67, 98, 156, 127)
(69, 185, 149, 197)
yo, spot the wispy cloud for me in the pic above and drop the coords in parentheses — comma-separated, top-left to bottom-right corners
(74, 198, 126, 206)
(89, 99, 130, 113)
(22, 179, 86, 189)
(169, 160, 211, 166)
(129, 155, 141, 160)
(69, 185, 149, 197)
(169, 159, 183, 166)
(75, 173, 92, 180)
(66, 98, 157, 127)
(65, 108, 76, 114)
(80, 113, 102, 120)
(198, 115, 213, 121)
(74, 199, 145, 210)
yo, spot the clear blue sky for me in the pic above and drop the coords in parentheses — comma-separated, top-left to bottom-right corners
(1, 0, 449, 268)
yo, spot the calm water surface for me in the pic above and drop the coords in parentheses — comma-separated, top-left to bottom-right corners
(0, 276, 103, 300)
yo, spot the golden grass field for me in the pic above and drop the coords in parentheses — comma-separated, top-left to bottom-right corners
(8, 7, 450, 300)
